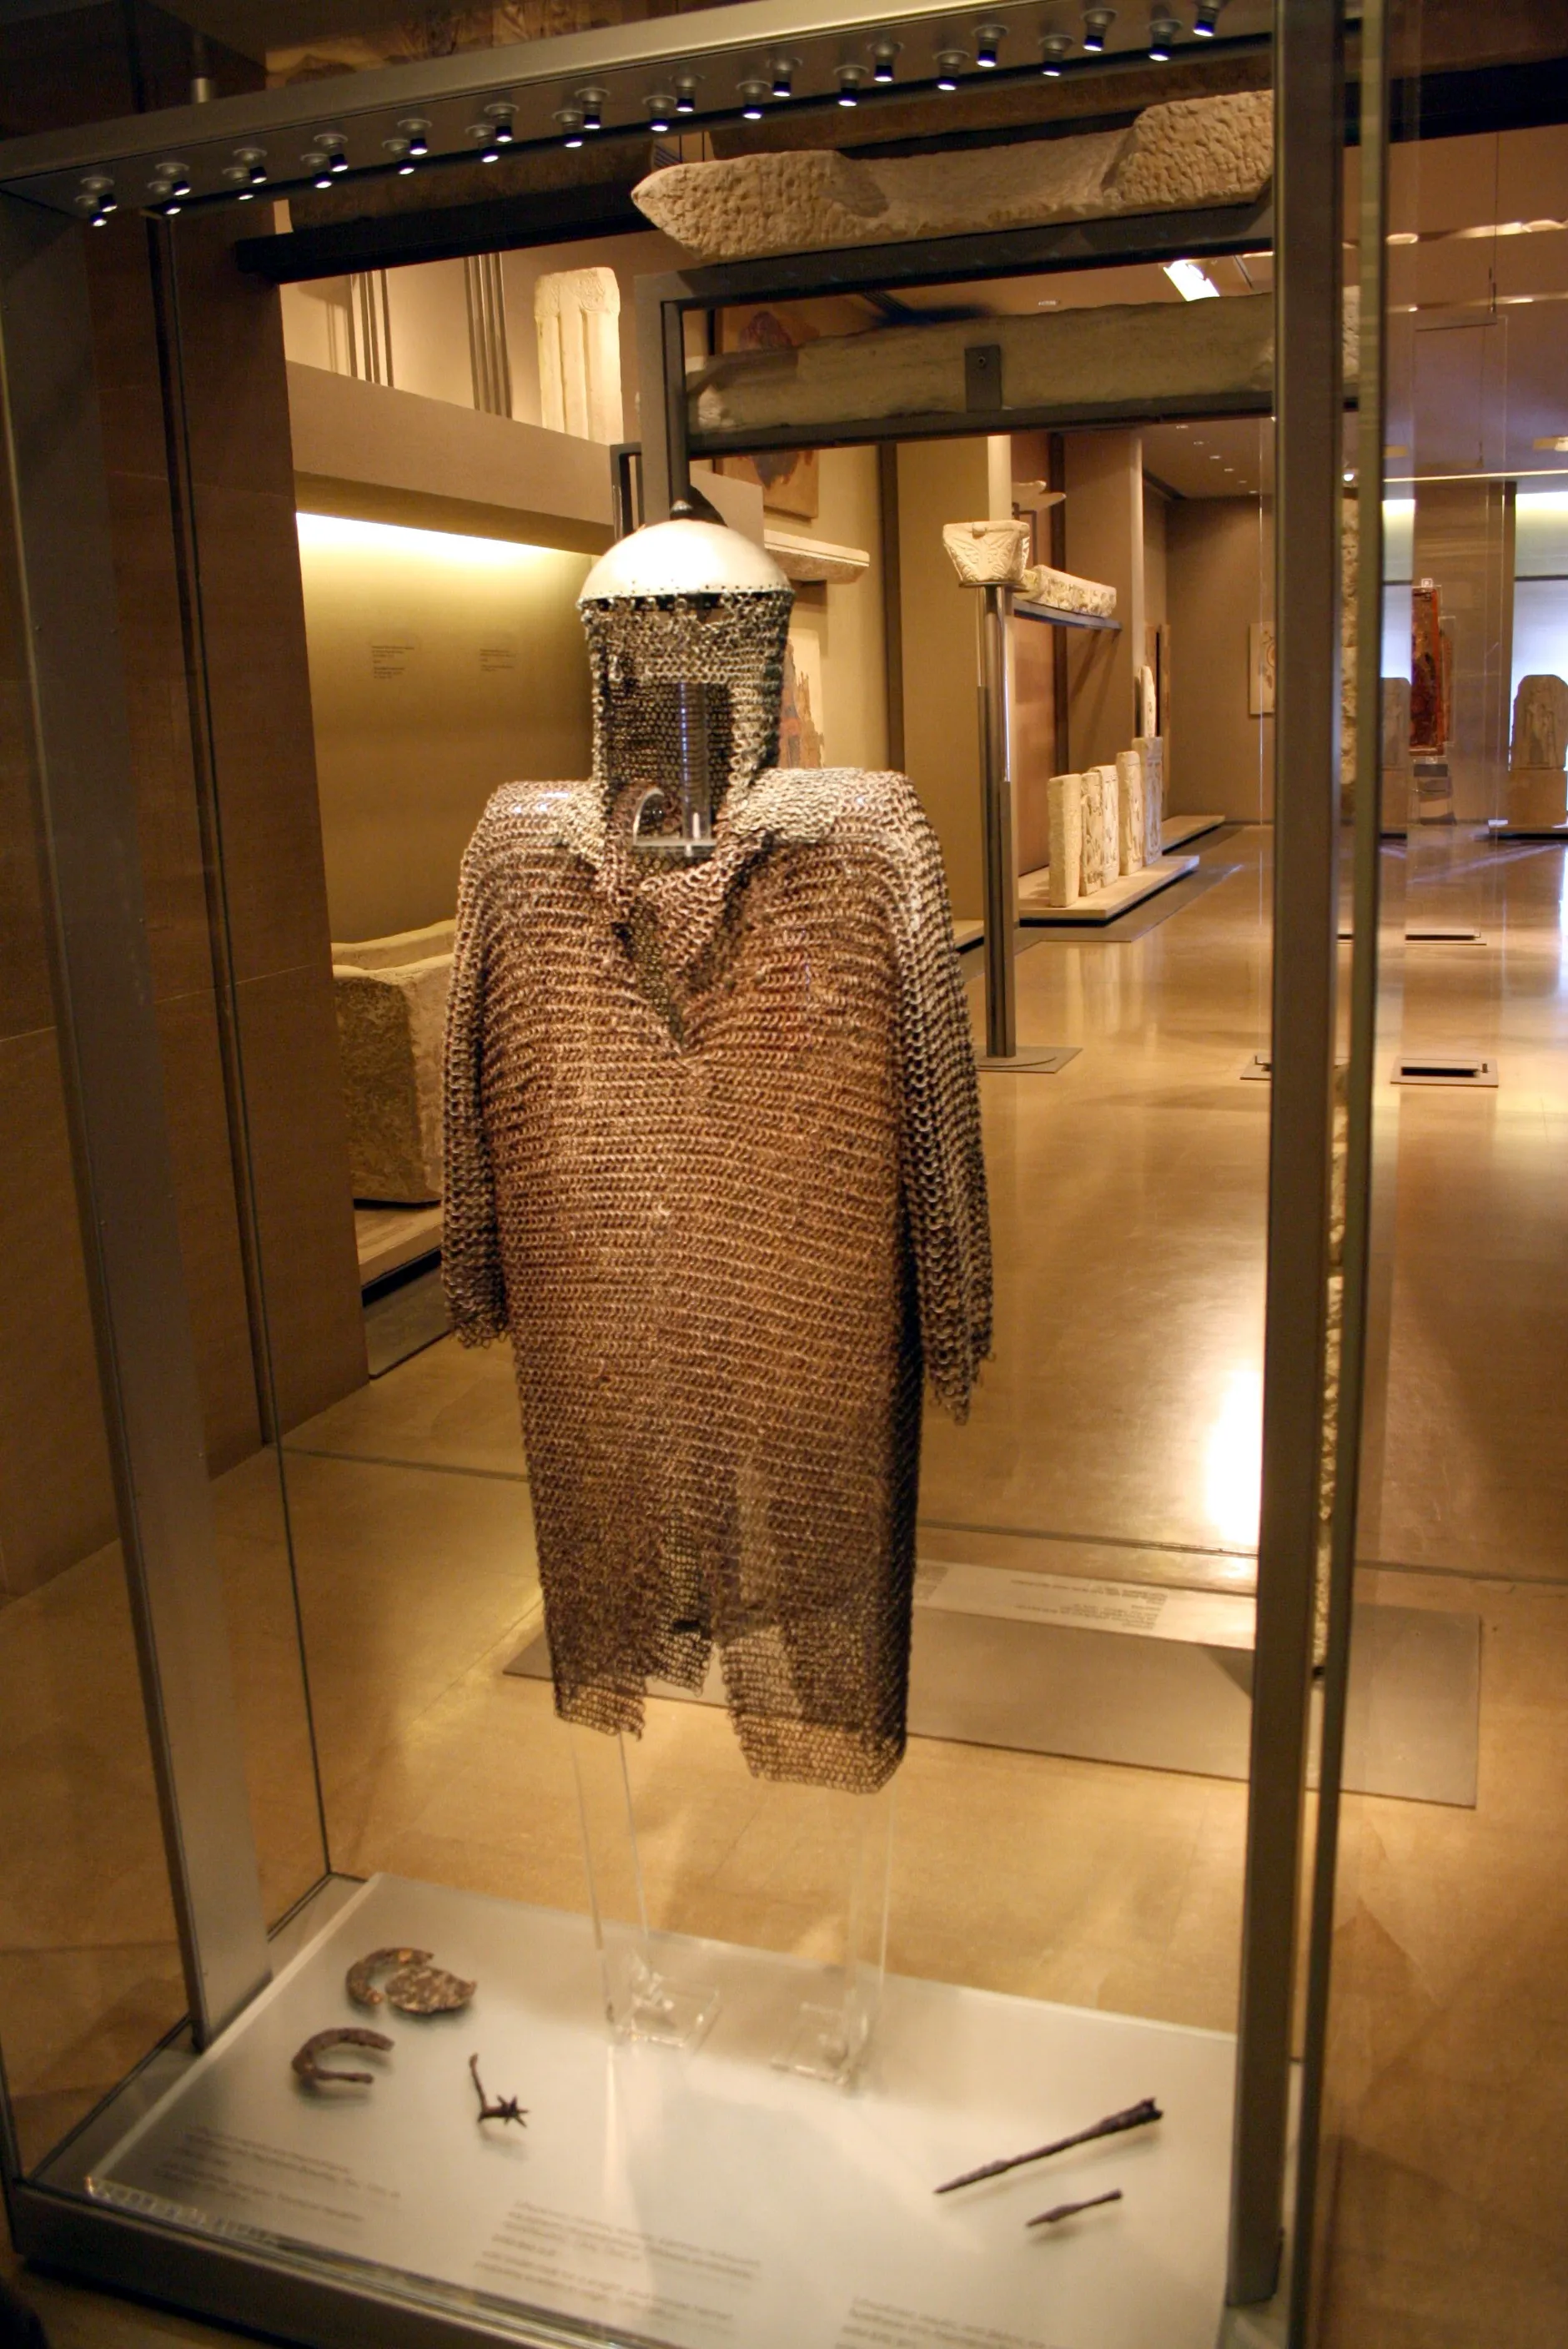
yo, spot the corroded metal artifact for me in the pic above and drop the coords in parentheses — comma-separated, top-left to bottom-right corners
(346, 1947, 430, 2007)
(1028, 2188, 1123, 2229)
(470, 2053, 527, 2127)
(347, 1947, 475, 2015)
(291, 2029, 394, 2088)
(934, 2097, 1162, 2194)
(385, 1959, 476, 2015)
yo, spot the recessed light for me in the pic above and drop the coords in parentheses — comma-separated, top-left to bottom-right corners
(1164, 258, 1220, 301)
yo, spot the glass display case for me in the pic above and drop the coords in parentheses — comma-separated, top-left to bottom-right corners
(11, 4, 1553, 2346)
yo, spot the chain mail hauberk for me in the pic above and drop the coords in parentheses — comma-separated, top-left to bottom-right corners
(443, 525, 992, 1793)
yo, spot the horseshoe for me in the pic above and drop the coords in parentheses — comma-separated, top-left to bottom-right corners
(292, 2029, 394, 2088)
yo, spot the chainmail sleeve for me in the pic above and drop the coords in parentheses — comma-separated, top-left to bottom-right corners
(887, 784, 993, 1420)
(441, 819, 507, 1346)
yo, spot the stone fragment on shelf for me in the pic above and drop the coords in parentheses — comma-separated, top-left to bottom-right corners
(694, 296, 1275, 440)
(1021, 563, 1118, 620)
(942, 519, 1033, 586)
(942, 525, 1117, 616)
(633, 92, 1272, 263)
(1047, 773, 1083, 907)
(1108, 92, 1274, 214)
(764, 530, 871, 585)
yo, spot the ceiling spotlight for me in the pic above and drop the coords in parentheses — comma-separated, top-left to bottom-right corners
(77, 173, 117, 223)
(1148, 13, 1181, 59)
(576, 88, 606, 133)
(835, 63, 870, 105)
(769, 54, 798, 98)
(1082, 7, 1116, 52)
(312, 133, 349, 175)
(398, 118, 430, 158)
(1164, 257, 1219, 300)
(675, 77, 699, 115)
(646, 91, 676, 130)
(303, 152, 334, 189)
(975, 24, 1006, 68)
(485, 102, 516, 144)
(1192, 0, 1224, 31)
(153, 159, 192, 199)
(222, 146, 268, 191)
(555, 105, 585, 148)
(738, 78, 770, 119)
(934, 48, 969, 88)
(1040, 32, 1073, 73)
(872, 41, 901, 83)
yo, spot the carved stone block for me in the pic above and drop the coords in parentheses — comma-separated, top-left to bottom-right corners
(1117, 749, 1146, 876)
(634, 92, 1273, 264)
(1078, 767, 1106, 893)
(1047, 772, 1083, 907)
(693, 295, 1275, 440)
(1135, 736, 1165, 866)
(942, 519, 1033, 586)
(1096, 765, 1121, 887)
(1510, 673, 1568, 772)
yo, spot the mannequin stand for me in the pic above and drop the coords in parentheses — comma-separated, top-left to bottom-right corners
(570, 1722, 720, 2049)
(568, 1721, 895, 2085)
(771, 1776, 894, 2086)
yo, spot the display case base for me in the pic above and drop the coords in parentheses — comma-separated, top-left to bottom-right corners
(1161, 812, 1227, 850)
(1017, 855, 1199, 925)
(59, 1873, 1238, 2349)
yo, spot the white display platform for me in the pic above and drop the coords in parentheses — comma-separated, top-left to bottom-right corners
(1161, 814, 1226, 851)
(88, 1875, 1236, 2349)
(1017, 857, 1198, 926)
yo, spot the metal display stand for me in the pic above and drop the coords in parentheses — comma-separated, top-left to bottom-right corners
(570, 1723, 893, 2085)
(973, 582, 1118, 1069)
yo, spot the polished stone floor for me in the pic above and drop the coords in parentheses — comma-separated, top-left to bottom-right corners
(2, 825, 1565, 2346)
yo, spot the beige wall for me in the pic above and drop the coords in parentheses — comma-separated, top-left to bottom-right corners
(1144, 481, 1169, 629)
(1166, 496, 1273, 822)
(1063, 430, 1146, 772)
(786, 444, 890, 776)
(297, 518, 595, 943)
(895, 438, 989, 920)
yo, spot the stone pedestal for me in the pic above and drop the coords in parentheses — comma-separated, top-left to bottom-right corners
(1505, 765, 1568, 828)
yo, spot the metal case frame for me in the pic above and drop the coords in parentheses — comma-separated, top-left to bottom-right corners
(0, 0, 1355, 2336)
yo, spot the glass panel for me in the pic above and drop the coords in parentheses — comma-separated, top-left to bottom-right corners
(0, 434, 186, 2178)
(1307, 8, 1568, 2341)
(8, 26, 1330, 2347)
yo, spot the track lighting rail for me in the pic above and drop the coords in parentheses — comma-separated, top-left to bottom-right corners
(0, 0, 1270, 225)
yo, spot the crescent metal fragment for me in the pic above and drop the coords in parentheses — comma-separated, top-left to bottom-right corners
(292, 2029, 394, 2088)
